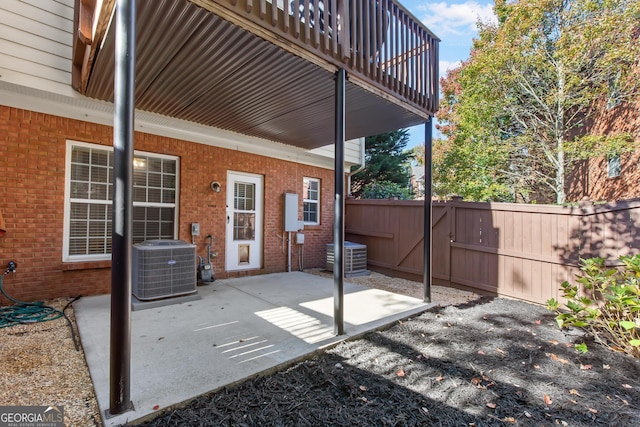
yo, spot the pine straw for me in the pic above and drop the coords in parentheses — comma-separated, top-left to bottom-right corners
(304, 268, 481, 306)
(0, 297, 102, 426)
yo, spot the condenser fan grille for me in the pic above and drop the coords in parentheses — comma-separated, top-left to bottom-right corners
(326, 242, 367, 276)
(132, 240, 197, 300)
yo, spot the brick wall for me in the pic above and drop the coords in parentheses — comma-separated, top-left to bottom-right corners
(567, 152, 640, 202)
(0, 106, 335, 302)
(566, 97, 640, 202)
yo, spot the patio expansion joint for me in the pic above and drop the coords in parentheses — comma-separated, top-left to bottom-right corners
(77, 273, 435, 427)
(223, 283, 282, 308)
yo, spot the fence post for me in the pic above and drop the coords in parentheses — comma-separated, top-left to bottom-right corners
(448, 196, 462, 287)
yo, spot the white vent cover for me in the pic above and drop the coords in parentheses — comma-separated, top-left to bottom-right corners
(326, 242, 367, 275)
(132, 240, 197, 301)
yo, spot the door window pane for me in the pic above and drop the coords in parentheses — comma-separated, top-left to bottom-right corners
(234, 182, 255, 211)
(233, 213, 255, 240)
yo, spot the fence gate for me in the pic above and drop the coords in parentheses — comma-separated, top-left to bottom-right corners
(345, 198, 640, 305)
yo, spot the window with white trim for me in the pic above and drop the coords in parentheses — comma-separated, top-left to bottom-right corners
(607, 155, 621, 178)
(64, 141, 178, 261)
(303, 177, 320, 225)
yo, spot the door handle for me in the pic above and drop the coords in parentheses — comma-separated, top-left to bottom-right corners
(227, 216, 230, 224)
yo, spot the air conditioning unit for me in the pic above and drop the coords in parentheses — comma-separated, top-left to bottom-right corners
(132, 240, 197, 301)
(326, 242, 368, 276)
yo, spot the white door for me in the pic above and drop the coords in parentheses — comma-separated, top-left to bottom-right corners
(226, 172, 263, 271)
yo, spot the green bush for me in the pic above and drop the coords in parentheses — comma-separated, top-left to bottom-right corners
(546, 255, 640, 358)
(359, 180, 412, 200)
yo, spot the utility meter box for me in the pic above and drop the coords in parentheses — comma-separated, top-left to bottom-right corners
(283, 193, 299, 232)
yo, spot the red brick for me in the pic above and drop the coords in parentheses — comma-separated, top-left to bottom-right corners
(0, 106, 335, 301)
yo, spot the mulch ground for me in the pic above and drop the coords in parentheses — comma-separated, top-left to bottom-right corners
(133, 297, 640, 426)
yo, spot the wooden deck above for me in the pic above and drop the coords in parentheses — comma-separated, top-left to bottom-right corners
(72, 0, 439, 149)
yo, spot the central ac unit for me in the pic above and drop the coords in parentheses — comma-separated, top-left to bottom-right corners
(326, 241, 368, 276)
(132, 240, 197, 301)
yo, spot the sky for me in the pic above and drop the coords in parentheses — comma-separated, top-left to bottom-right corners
(398, 0, 498, 148)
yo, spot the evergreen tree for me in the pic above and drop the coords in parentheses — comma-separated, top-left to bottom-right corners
(351, 130, 413, 198)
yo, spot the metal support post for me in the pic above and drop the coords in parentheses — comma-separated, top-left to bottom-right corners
(333, 68, 346, 335)
(109, 0, 135, 416)
(423, 119, 433, 303)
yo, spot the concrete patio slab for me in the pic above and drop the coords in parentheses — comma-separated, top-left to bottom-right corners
(74, 272, 433, 426)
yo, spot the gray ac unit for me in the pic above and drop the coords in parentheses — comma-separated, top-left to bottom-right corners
(326, 242, 367, 276)
(132, 240, 197, 301)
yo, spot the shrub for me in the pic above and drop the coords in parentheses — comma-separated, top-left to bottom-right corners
(546, 255, 640, 358)
(359, 181, 412, 200)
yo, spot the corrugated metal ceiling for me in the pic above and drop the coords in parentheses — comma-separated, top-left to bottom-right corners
(84, 0, 426, 150)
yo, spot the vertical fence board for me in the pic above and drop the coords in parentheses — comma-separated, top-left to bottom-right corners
(345, 198, 640, 305)
(504, 211, 514, 251)
(540, 213, 552, 256)
(503, 255, 514, 296)
(432, 203, 450, 281)
(487, 209, 499, 248)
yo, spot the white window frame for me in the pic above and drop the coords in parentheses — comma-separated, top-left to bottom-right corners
(63, 140, 179, 262)
(303, 177, 320, 225)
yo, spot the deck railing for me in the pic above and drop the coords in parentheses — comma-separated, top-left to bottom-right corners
(191, 0, 440, 116)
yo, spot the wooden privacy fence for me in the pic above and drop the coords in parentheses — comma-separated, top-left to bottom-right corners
(345, 198, 640, 304)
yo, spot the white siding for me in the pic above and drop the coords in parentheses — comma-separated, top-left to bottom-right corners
(310, 138, 364, 166)
(0, 0, 364, 169)
(0, 0, 74, 95)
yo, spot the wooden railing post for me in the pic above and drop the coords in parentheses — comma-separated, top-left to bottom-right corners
(217, 0, 439, 116)
(338, 0, 350, 59)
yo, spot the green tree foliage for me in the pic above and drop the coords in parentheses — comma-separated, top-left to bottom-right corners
(352, 130, 413, 198)
(409, 144, 425, 166)
(359, 180, 412, 200)
(436, 0, 640, 204)
(434, 65, 514, 201)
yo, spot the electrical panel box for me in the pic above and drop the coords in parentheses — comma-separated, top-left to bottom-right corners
(283, 193, 299, 232)
(296, 233, 305, 244)
(191, 223, 200, 236)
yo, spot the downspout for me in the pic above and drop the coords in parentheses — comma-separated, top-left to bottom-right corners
(347, 137, 366, 197)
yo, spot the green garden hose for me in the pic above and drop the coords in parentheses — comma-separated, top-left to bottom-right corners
(0, 267, 64, 328)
